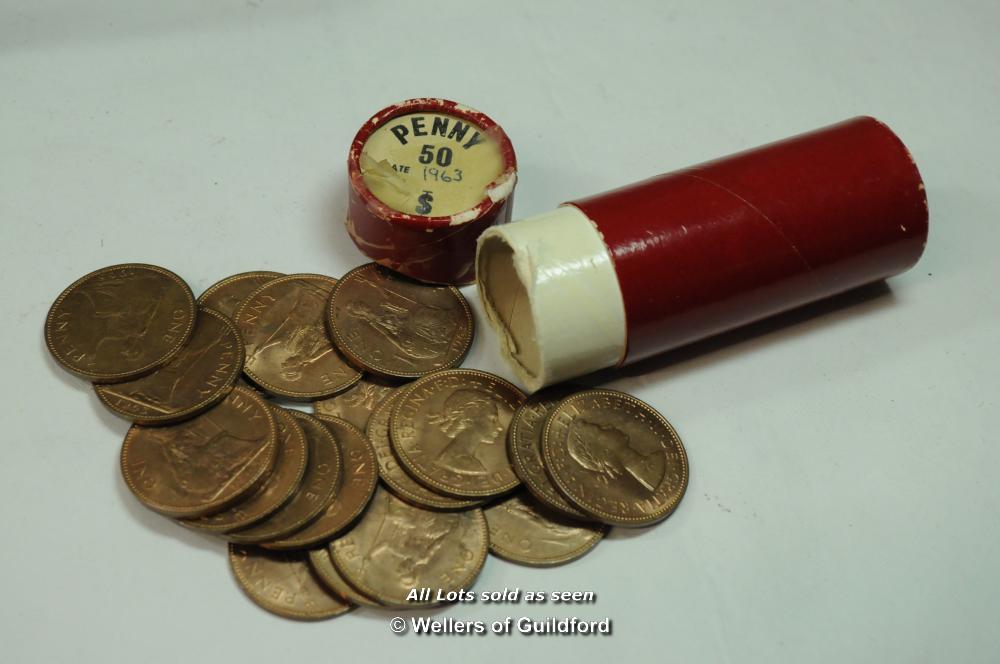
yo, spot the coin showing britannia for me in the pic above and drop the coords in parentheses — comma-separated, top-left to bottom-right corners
(235, 274, 361, 400)
(326, 263, 473, 378)
(46, 263, 196, 382)
(120, 386, 277, 518)
(330, 487, 487, 608)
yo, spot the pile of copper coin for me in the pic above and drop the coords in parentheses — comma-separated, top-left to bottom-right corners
(44, 262, 689, 620)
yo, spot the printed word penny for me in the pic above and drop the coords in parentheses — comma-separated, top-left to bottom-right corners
(229, 545, 353, 620)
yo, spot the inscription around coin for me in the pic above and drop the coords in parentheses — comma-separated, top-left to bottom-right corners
(45, 264, 196, 382)
(542, 390, 688, 527)
(327, 263, 473, 378)
(484, 493, 606, 567)
(236, 274, 361, 400)
(391, 369, 525, 498)
(229, 545, 353, 620)
(120, 386, 277, 517)
(95, 307, 244, 425)
(330, 487, 488, 608)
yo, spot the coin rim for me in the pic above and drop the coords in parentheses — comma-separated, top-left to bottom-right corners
(179, 405, 310, 533)
(330, 489, 489, 608)
(325, 262, 474, 379)
(228, 544, 354, 620)
(368, 388, 485, 511)
(226, 410, 343, 544)
(119, 385, 278, 518)
(45, 263, 197, 382)
(196, 271, 284, 312)
(389, 369, 526, 498)
(484, 493, 608, 567)
(507, 388, 591, 520)
(541, 389, 690, 527)
(264, 415, 379, 549)
(307, 548, 381, 608)
(93, 306, 245, 425)
(234, 273, 362, 400)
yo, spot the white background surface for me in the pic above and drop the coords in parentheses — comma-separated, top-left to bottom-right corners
(3, 1, 998, 662)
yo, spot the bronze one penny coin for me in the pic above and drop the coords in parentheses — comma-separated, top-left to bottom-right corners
(507, 385, 590, 520)
(307, 548, 380, 608)
(542, 389, 689, 528)
(46, 263, 196, 382)
(326, 263, 473, 378)
(229, 545, 353, 620)
(120, 386, 278, 518)
(312, 374, 396, 430)
(368, 388, 483, 511)
(181, 406, 309, 533)
(235, 274, 361, 400)
(197, 271, 283, 318)
(330, 487, 488, 608)
(266, 416, 378, 549)
(228, 411, 341, 544)
(391, 369, 525, 498)
(484, 492, 606, 567)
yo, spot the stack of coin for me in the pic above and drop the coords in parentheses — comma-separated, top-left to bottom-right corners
(45, 261, 689, 621)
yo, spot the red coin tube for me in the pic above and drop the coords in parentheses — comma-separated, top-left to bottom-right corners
(476, 116, 928, 391)
(346, 98, 518, 285)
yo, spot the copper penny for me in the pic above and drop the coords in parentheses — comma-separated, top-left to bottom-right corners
(120, 386, 277, 517)
(507, 385, 589, 520)
(326, 263, 473, 378)
(94, 307, 243, 425)
(181, 406, 309, 533)
(307, 548, 380, 608)
(197, 271, 283, 318)
(266, 416, 378, 549)
(390, 369, 525, 498)
(235, 274, 361, 400)
(368, 388, 483, 511)
(312, 374, 396, 430)
(228, 411, 341, 544)
(484, 493, 606, 567)
(45, 263, 196, 382)
(330, 487, 488, 608)
(229, 545, 353, 620)
(542, 389, 689, 527)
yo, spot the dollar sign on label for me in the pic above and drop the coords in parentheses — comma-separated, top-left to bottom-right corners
(415, 191, 434, 215)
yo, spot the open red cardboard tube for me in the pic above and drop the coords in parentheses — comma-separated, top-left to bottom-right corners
(476, 116, 929, 391)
